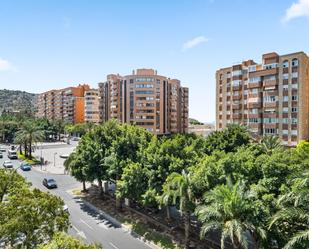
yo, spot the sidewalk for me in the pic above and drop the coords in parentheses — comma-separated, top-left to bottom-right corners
(32, 141, 77, 175)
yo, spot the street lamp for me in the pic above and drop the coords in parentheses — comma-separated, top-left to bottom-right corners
(54, 152, 57, 167)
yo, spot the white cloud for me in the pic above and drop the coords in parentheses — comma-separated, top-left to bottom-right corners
(282, 0, 309, 22)
(182, 36, 209, 51)
(0, 58, 13, 71)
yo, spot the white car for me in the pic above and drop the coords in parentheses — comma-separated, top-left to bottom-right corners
(3, 160, 13, 169)
(0, 147, 6, 152)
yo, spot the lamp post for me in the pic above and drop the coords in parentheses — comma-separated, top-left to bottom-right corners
(54, 152, 57, 167)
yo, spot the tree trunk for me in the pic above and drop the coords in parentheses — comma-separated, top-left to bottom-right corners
(82, 180, 86, 192)
(98, 179, 104, 197)
(115, 177, 122, 211)
(24, 141, 27, 156)
(166, 205, 171, 221)
(19, 144, 22, 154)
(29, 140, 32, 159)
(184, 211, 191, 249)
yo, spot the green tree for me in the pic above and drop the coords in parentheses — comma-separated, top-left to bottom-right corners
(15, 121, 44, 158)
(39, 232, 102, 249)
(0, 169, 69, 248)
(64, 151, 88, 192)
(161, 170, 195, 249)
(269, 170, 309, 249)
(203, 124, 250, 154)
(196, 181, 266, 249)
(260, 135, 282, 155)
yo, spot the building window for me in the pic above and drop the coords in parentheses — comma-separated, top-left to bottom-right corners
(263, 63, 278, 70)
(292, 118, 298, 124)
(264, 75, 277, 81)
(249, 118, 260, 123)
(283, 74, 289, 80)
(283, 96, 289, 102)
(232, 70, 242, 76)
(282, 129, 288, 135)
(264, 96, 277, 102)
(292, 84, 298, 89)
(248, 65, 256, 72)
(292, 95, 298, 101)
(292, 59, 299, 67)
(263, 118, 278, 123)
(249, 77, 261, 83)
(282, 60, 289, 68)
(291, 130, 298, 135)
(283, 85, 288, 91)
(292, 72, 298, 78)
(292, 107, 298, 113)
(232, 80, 241, 86)
(264, 128, 277, 134)
(227, 72, 231, 78)
(283, 107, 289, 113)
(282, 118, 289, 124)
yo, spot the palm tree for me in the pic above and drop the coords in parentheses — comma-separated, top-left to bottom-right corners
(196, 181, 266, 249)
(15, 121, 44, 158)
(260, 135, 282, 155)
(269, 170, 309, 249)
(161, 170, 195, 249)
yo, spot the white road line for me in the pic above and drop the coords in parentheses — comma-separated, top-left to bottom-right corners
(71, 225, 87, 240)
(109, 242, 119, 249)
(80, 218, 94, 230)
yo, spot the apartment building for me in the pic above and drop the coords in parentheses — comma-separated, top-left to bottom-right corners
(36, 84, 90, 124)
(84, 89, 100, 123)
(98, 69, 188, 135)
(216, 51, 309, 146)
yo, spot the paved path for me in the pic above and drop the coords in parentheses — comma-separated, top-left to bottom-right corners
(0, 145, 152, 249)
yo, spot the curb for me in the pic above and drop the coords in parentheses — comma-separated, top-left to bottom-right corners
(32, 165, 66, 175)
(79, 198, 161, 249)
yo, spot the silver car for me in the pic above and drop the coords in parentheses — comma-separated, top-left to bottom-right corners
(3, 160, 13, 169)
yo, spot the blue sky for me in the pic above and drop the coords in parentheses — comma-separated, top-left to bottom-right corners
(1, 0, 309, 122)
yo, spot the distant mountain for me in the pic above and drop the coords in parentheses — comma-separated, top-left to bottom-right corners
(0, 89, 37, 115)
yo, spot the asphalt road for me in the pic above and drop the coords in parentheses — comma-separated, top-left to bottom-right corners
(0, 146, 151, 249)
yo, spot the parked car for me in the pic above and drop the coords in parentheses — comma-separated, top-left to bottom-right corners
(43, 178, 57, 189)
(20, 162, 31, 171)
(3, 160, 13, 169)
(8, 149, 18, 159)
(0, 152, 3, 158)
(0, 147, 6, 152)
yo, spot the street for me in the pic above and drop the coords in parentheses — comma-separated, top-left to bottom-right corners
(0, 146, 151, 249)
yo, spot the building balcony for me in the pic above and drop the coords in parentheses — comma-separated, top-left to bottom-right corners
(249, 67, 279, 77)
(232, 103, 242, 110)
(263, 123, 279, 129)
(263, 102, 278, 108)
(247, 82, 262, 89)
(263, 79, 278, 87)
(232, 95, 241, 101)
(248, 113, 262, 119)
(232, 113, 242, 119)
(248, 102, 262, 108)
(233, 85, 242, 91)
(263, 112, 278, 118)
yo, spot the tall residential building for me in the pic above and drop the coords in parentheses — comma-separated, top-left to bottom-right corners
(216, 51, 309, 146)
(36, 84, 90, 124)
(98, 69, 188, 135)
(84, 89, 100, 124)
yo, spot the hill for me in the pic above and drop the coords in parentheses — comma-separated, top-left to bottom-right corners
(0, 89, 37, 115)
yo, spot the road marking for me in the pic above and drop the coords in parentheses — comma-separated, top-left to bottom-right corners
(80, 218, 94, 230)
(109, 242, 119, 249)
(71, 225, 87, 240)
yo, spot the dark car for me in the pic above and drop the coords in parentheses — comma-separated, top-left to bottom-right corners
(20, 162, 31, 171)
(43, 178, 57, 189)
(0, 152, 3, 158)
